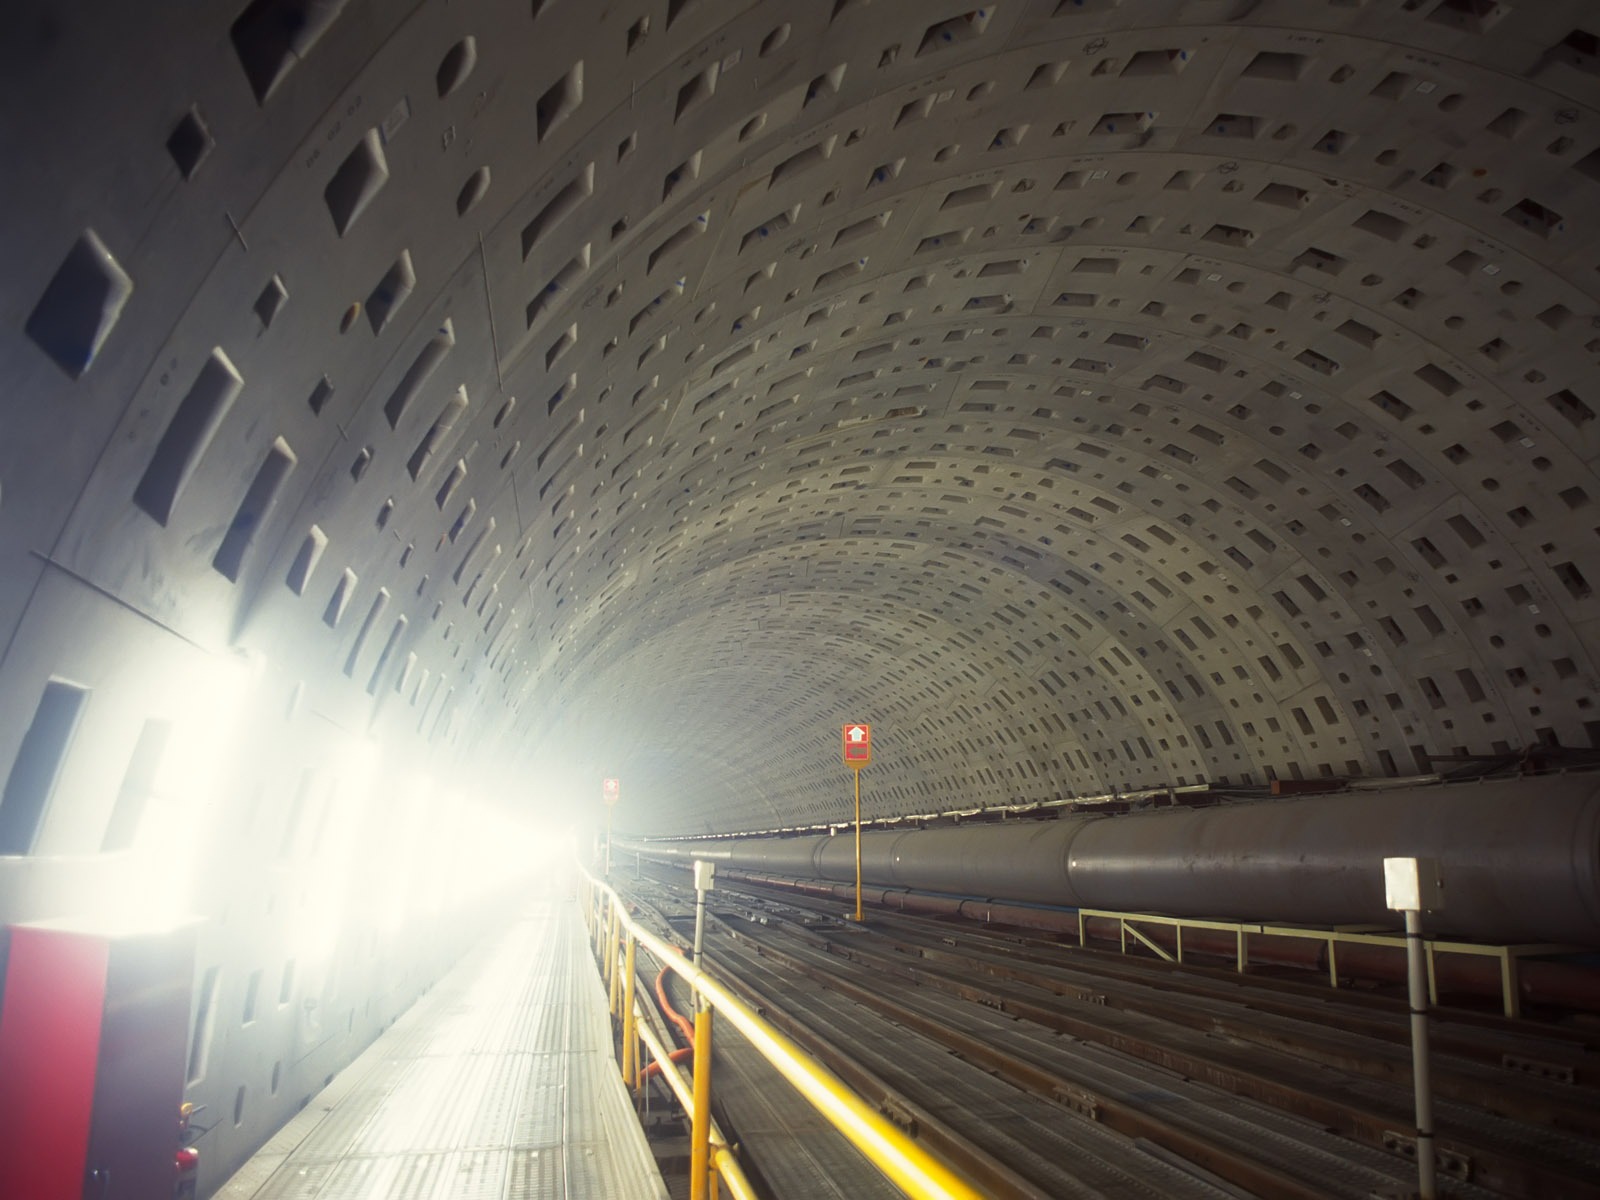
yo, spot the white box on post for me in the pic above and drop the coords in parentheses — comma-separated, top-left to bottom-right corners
(1383, 855, 1443, 912)
(694, 859, 716, 893)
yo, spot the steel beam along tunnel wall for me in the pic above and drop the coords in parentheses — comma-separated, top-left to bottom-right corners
(2, 0, 1600, 1194)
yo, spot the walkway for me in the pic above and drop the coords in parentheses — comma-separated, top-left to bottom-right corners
(217, 894, 668, 1200)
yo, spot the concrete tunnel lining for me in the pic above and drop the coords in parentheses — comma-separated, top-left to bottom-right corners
(3, 0, 1600, 1189)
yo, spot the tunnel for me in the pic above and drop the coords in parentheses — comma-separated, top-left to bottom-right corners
(3, 1, 1600, 1197)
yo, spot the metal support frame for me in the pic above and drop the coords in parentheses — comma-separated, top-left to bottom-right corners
(1074, 906, 1569, 1018)
(1420, 939, 1567, 1019)
(1121, 921, 1174, 963)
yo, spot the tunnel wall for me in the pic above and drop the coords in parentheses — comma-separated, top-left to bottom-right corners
(638, 776, 1600, 945)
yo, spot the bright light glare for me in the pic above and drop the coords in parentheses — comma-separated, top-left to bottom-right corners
(288, 735, 380, 966)
(91, 633, 554, 949)
(367, 785, 554, 936)
(373, 774, 431, 938)
(429, 801, 543, 909)
(103, 648, 260, 928)
(527, 825, 577, 874)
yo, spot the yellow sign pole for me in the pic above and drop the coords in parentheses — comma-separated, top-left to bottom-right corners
(841, 723, 871, 924)
(853, 768, 863, 922)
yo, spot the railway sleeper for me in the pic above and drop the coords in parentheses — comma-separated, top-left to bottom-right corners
(738, 919, 1600, 1200)
(770, 901, 1600, 1141)
(725, 877, 1600, 1081)
(877, 933, 1600, 1139)
(727, 930, 1357, 1200)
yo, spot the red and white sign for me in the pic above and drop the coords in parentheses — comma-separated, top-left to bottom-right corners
(842, 723, 871, 769)
(602, 777, 620, 806)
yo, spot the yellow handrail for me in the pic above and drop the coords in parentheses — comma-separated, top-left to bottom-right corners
(582, 868, 985, 1200)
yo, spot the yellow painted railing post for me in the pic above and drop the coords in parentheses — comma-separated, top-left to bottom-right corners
(606, 901, 621, 1016)
(1501, 948, 1520, 1019)
(690, 1006, 714, 1200)
(601, 895, 611, 982)
(621, 934, 638, 1086)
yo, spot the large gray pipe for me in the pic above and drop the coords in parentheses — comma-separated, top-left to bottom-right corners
(638, 776, 1600, 945)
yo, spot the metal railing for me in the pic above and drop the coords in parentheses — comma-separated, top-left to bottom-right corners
(580, 867, 985, 1200)
(1075, 906, 1573, 1017)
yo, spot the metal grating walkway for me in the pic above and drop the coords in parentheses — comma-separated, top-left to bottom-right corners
(217, 897, 668, 1200)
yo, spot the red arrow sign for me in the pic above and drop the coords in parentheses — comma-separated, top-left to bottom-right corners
(842, 723, 871, 768)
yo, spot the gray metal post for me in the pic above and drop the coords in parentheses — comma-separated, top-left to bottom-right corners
(692, 886, 706, 966)
(1405, 906, 1436, 1199)
(1386, 855, 1441, 1200)
(692, 859, 715, 1011)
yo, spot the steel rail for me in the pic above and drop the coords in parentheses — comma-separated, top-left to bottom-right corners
(903, 931, 1599, 1132)
(717, 921, 1336, 1200)
(714, 867, 1600, 1074)
(767, 921, 1600, 1198)
(729, 882, 1600, 1123)
(725, 901, 1600, 1200)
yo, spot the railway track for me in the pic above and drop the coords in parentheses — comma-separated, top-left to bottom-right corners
(617, 867, 1600, 1199)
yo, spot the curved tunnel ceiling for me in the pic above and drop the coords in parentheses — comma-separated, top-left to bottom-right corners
(6, 0, 1600, 839)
